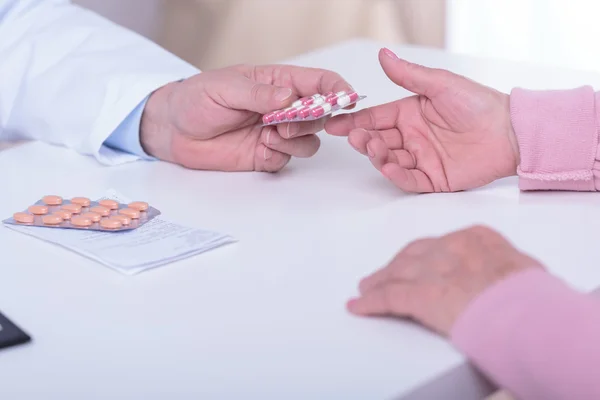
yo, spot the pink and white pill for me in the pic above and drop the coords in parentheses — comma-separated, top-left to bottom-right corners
(275, 110, 287, 122)
(310, 103, 333, 118)
(301, 94, 323, 106)
(337, 94, 351, 108)
(347, 91, 359, 102)
(326, 94, 339, 105)
(297, 106, 311, 119)
(314, 97, 326, 106)
(262, 112, 276, 125)
(285, 107, 299, 120)
(301, 97, 314, 106)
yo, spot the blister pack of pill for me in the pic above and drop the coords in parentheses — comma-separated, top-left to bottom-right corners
(3, 195, 160, 232)
(261, 91, 365, 126)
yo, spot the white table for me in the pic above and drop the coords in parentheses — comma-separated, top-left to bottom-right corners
(2, 39, 600, 400)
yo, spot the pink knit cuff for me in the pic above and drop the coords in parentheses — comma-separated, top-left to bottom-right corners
(510, 87, 600, 191)
(450, 268, 600, 400)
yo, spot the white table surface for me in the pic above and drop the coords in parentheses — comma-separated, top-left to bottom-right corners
(2, 39, 600, 400)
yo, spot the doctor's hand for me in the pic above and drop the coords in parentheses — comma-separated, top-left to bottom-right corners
(326, 48, 519, 193)
(139, 64, 353, 172)
(347, 225, 543, 336)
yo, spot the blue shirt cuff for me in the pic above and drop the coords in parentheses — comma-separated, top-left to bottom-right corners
(103, 96, 156, 160)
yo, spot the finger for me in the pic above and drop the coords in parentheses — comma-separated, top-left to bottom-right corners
(390, 150, 416, 169)
(277, 117, 327, 139)
(348, 282, 415, 317)
(246, 64, 354, 98)
(381, 163, 435, 193)
(255, 143, 291, 172)
(366, 137, 398, 170)
(402, 238, 436, 255)
(358, 266, 394, 295)
(348, 129, 372, 155)
(359, 242, 435, 295)
(348, 128, 404, 155)
(264, 129, 321, 158)
(325, 102, 400, 136)
(379, 48, 447, 98)
(208, 72, 297, 114)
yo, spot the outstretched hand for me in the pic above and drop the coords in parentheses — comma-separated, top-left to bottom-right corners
(326, 48, 519, 192)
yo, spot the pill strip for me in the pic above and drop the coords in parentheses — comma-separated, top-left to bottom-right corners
(261, 91, 365, 126)
(3, 196, 161, 232)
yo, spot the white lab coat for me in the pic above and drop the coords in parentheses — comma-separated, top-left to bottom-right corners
(0, 0, 199, 165)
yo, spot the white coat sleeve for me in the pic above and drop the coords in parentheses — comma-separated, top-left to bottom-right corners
(0, 0, 200, 165)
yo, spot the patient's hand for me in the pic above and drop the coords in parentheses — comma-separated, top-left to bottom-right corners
(326, 48, 518, 192)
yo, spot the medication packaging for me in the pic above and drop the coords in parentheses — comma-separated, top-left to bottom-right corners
(261, 91, 365, 126)
(3, 195, 160, 232)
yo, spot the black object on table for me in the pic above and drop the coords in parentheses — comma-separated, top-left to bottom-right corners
(0, 311, 31, 350)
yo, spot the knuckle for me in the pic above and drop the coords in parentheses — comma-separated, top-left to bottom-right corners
(306, 135, 321, 156)
(466, 224, 497, 237)
(249, 83, 263, 103)
(403, 238, 434, 254)
(230, 63, 250, 72)
(383, 285, 398, 309)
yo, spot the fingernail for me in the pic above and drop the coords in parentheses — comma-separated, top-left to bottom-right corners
(286, 123, 299, 139)
(347, 298, 360, 312)
(275, 88, 293, 102)
(266, 129, 272, 145)
(267, 129, 280, 145)
(263, 147, 273, 160)
(366, 143, 375, 158)
(382, 47, 398, 60)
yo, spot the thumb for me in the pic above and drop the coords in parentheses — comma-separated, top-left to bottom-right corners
(378, 48, 447, 98)
(211, 73, 296, 114)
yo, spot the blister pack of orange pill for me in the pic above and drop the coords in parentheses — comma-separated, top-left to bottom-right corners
(261, 91, 365, 126)
(3, 195, 160, 232)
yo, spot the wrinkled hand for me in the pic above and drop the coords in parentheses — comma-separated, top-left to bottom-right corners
(348, 226, 543, 336)
(326, 48, 519, 192)
(140, 64, 353, 172)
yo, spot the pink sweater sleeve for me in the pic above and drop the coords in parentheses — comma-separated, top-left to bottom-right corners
(450, 87, 600, 400)
(511, 86, 600, 191)
(450, 270, 600, 400)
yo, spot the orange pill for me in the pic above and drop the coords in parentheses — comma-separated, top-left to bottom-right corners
(28, 205, 48, 215)
(110, 215, 131, 226)
(100, 218, 122, 229)
(128, 201, 149, 211)
(71, 197, 91, 207)
(42, 215, 63, 225)
(53, 210, 72, 220)
(90, 206, 110, 217)
(62, 204, 82, 214)
(118, 208, 140, 219)
(71, 216, 93, 227)
(42, 195, 63, 206)
(81, 212, 102, 223)
(99, 199, 119, 210)
(13, 212, 34, 223)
